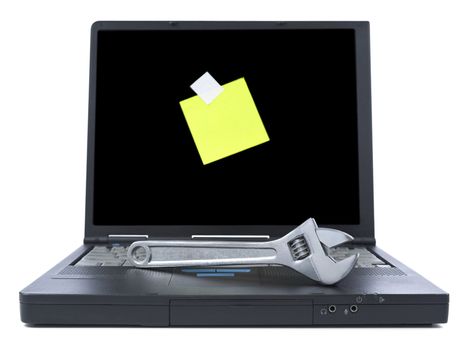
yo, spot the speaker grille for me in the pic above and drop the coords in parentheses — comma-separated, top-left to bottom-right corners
(352, 267, 406, 276)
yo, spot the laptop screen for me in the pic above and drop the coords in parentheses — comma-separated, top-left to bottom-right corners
(92, 28, 359, 226)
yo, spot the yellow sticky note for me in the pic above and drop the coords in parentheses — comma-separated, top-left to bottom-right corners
(179, 77, 269, 165)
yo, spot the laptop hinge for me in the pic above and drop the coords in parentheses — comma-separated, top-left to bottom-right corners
(351, 237, 376, 245)
(84, 235, 149, 244)
(83, 235, 376, 245)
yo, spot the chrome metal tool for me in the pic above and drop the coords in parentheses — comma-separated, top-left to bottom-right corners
(127, 218, 358, 284)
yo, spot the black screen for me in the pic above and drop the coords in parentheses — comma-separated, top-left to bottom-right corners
(93, 29, 359, 225)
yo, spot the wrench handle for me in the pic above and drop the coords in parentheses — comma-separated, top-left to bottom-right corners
(127, 240, 277, 268)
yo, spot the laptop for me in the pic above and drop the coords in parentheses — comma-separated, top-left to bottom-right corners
(19, 21, 449, 326)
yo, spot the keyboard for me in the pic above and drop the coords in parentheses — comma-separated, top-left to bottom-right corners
(75, 245, 388, 268)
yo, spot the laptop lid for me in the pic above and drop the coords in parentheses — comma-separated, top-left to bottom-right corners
(84, 21, 374, 243)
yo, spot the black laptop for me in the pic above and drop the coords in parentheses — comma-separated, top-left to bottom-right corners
(19, 21, 449, 326)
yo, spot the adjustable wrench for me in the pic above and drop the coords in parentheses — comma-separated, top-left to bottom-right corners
(127, 218, 358, 284)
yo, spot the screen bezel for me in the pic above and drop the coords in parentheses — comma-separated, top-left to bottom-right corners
(84, 21, 374, 241)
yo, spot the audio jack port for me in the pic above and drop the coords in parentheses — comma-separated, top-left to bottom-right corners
(350, 305, 359, 313)
(328, 305, 337, 313)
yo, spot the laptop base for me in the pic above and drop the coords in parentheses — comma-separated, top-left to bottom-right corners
(20, 245, 449, 326)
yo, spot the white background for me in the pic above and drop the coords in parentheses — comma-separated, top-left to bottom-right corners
(1, 0, 466, 348)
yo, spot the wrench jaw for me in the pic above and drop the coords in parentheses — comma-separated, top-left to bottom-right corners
(314, 226, 358, 284)
(289, 245, 359, 285)
(316, 227, 355, 249)
(308, 254, 359, 285)
(284, 219, 359, 284)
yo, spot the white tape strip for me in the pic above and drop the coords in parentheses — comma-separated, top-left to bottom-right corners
(190, 72, 224, 104)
